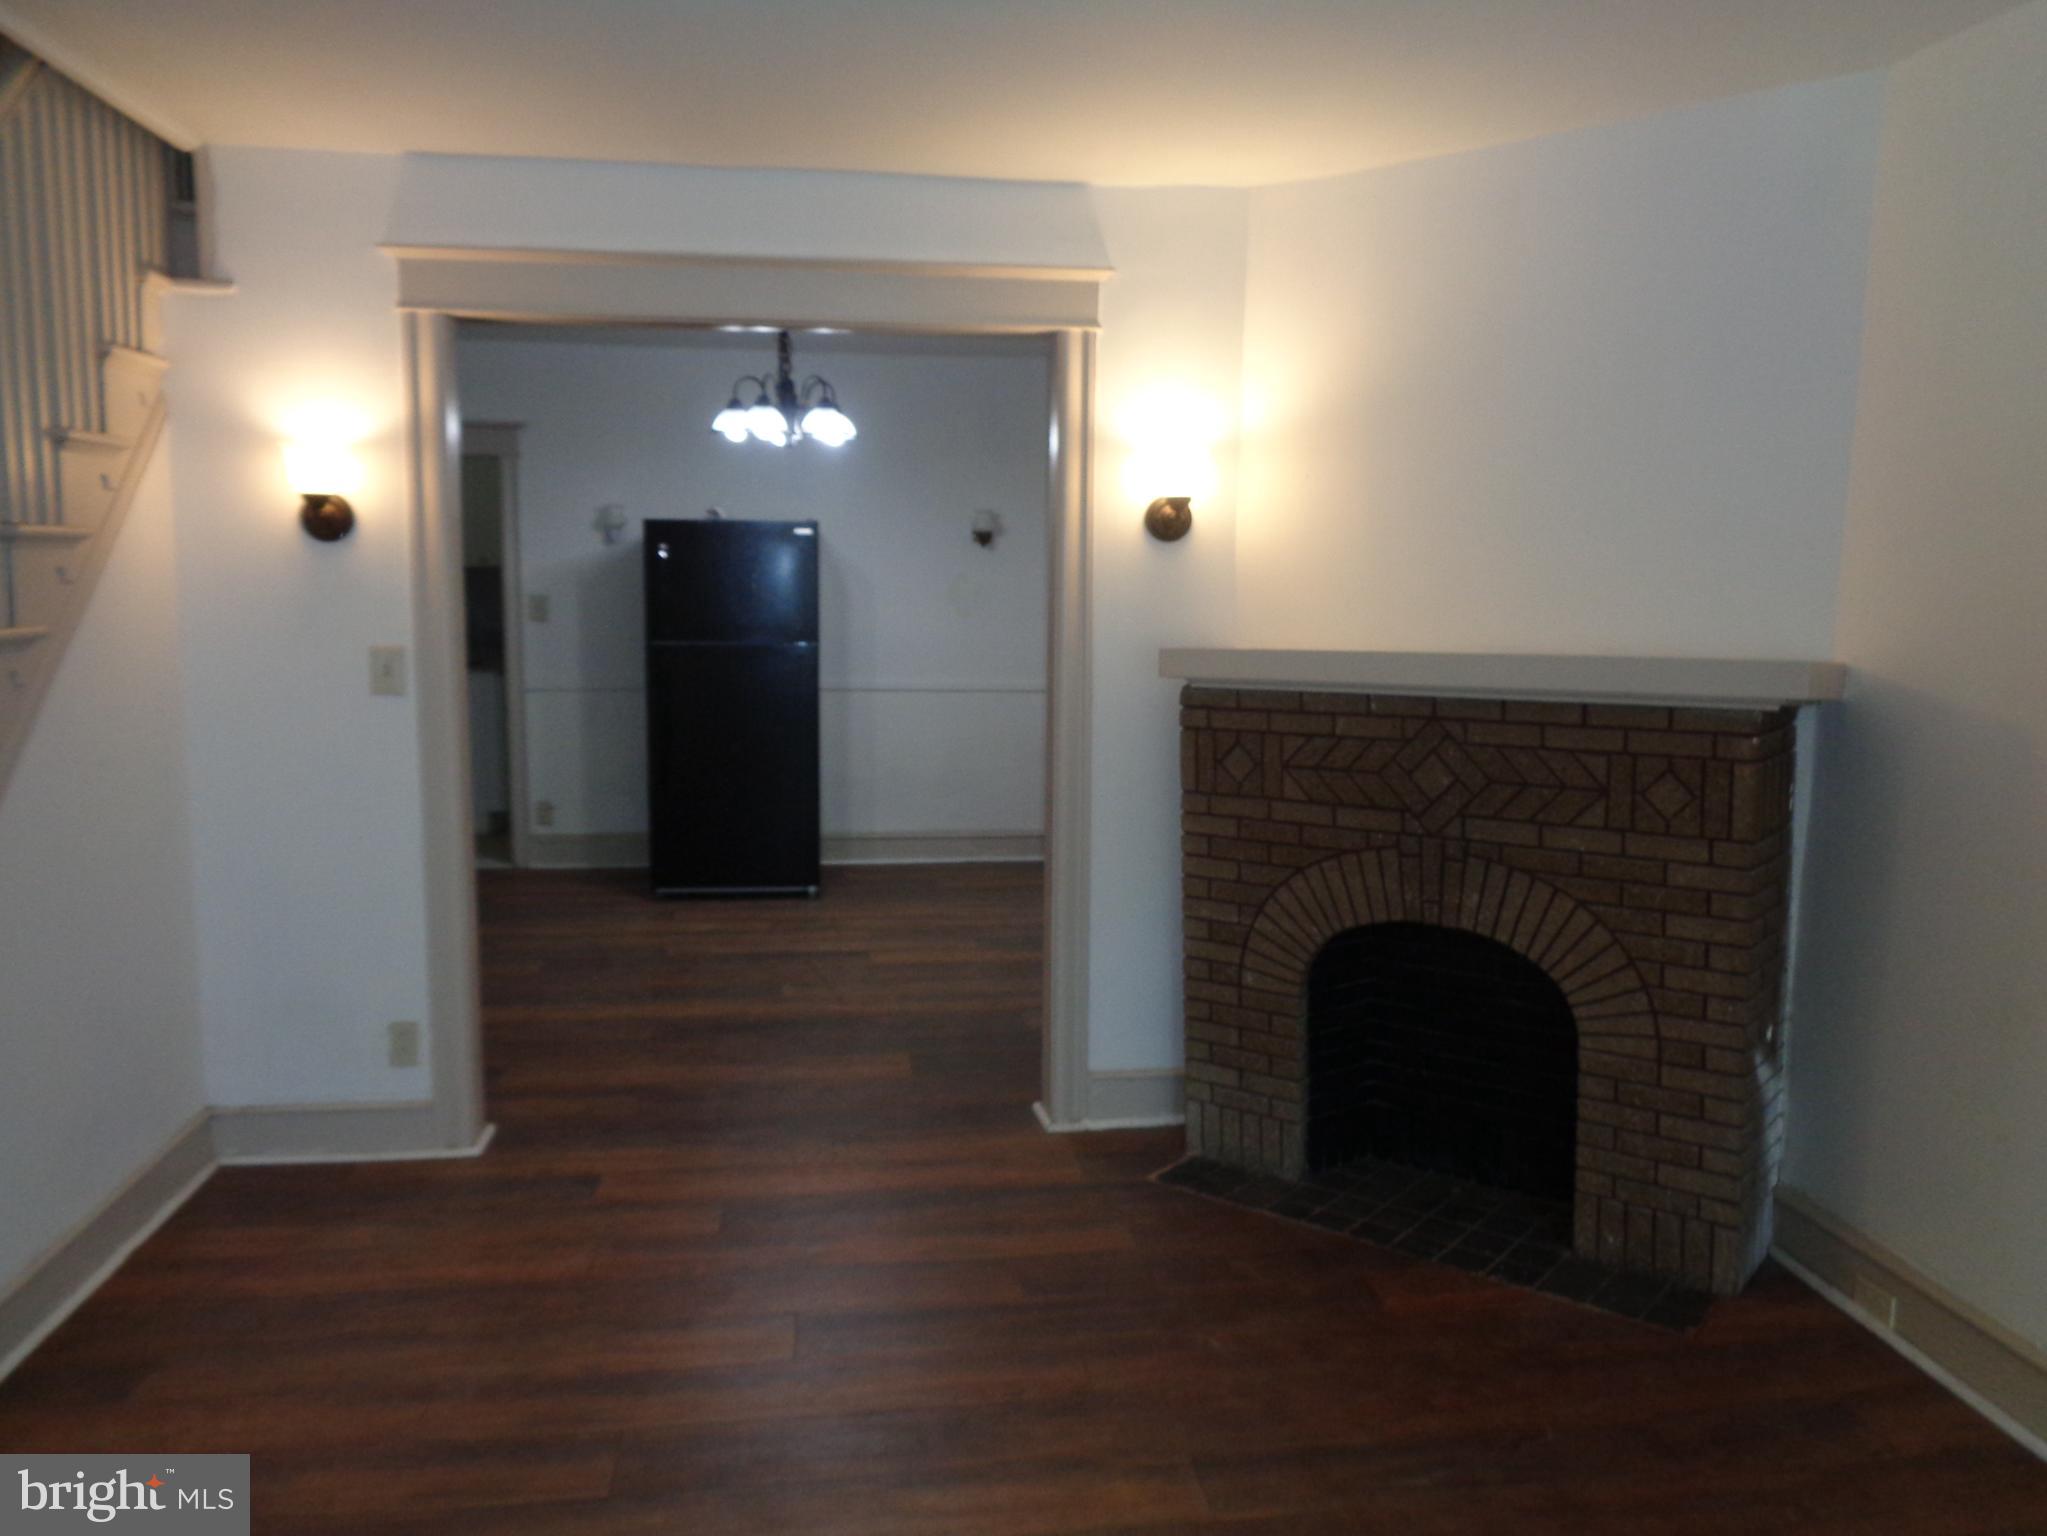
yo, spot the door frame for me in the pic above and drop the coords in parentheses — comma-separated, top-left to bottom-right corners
(399, 272, 1100, 1152)
(458, 421, 531, 869)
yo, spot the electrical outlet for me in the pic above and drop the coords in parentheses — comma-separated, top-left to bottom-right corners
(386, 1020, 422, 1069)
(1852, 1274, 1899, 1330)
(527, 592, 551, 623)
(369, 644, 407, 696)
(534, 799, 555, 828)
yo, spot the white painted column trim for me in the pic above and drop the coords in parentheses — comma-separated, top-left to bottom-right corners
(403, 311, 489, 1151)
(1038, 329, 1094, 1130)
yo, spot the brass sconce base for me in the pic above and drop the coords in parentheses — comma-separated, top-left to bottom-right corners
(300, 493, 355, 542)
(1144, 496, 1193, 542)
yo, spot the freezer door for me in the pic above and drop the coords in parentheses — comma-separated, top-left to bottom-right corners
(647, 641, 820, 894)
(643, 520, 818, 646)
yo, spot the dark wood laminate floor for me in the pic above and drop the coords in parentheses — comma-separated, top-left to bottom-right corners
(3, 865, 2043, 1532)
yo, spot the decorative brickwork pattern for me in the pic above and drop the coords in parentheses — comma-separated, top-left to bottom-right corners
(1179, 686, 1798, 1295)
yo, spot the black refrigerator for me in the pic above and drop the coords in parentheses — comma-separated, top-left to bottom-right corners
(643, 519, 820, 897)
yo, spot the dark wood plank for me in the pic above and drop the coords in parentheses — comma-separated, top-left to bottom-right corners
(1, 863, 2041, 1533)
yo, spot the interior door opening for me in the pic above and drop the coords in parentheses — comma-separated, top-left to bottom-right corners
(406, 302, 1094, 1153)
(458, 423, 526, 869)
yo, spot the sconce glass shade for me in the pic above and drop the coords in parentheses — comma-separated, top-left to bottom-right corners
(284, 437, 360, 541)
(282, 438, 362, 497)
(711, 397, 752, 443)
(1117, 385, 1224, 522)
(799, 403, 857, 447)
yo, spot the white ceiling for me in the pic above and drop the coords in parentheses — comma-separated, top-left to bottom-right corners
(0, 0, 2020, 187)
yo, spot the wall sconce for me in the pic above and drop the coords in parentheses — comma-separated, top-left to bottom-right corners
(283, 439, 360, 542)
(971, 510, 1002, 548)
(1143, 496, 1194, 542)
(1119, 385, 1222, 545)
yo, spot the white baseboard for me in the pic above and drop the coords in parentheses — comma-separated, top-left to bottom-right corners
(1773, 1186, 2046, 1461)
(0, 1112, 216, 1383)
(824, 832, 1043, 865)
(515, 831, 1044, 870)
(1035, 1069, 1185, 1132)
(0, 1104, 500, 1384)
(210, 1103, 495, 1165)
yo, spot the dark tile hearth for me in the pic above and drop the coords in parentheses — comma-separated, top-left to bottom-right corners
(1156, 1154, 1714, 1330)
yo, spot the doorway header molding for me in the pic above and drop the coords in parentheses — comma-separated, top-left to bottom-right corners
(385, 245, 1108, 331)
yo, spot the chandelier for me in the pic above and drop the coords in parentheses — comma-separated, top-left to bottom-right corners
(711, 329, 857, 448)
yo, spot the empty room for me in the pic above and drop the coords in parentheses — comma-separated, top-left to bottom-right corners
(0, 1, 2043, 1530)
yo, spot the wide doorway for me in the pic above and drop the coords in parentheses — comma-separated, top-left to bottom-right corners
(451, 323, 1054, 883)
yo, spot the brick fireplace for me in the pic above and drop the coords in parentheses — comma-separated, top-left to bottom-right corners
(1168, 653, 1836, 1296)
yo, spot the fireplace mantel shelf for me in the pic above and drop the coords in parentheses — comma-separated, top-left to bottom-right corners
(1159, 648, 1846, 709)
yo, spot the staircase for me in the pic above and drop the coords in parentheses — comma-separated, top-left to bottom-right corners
(0, 41, 220, 802)
(0, 336, 172, 793)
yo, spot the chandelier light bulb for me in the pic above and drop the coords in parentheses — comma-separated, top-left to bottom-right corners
(800, 403, 857, 447)
(746, 400, 790, 447)
(711, 397, 751, 443)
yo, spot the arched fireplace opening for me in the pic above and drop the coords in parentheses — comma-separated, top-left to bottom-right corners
(1306, 922, 1578, 1203)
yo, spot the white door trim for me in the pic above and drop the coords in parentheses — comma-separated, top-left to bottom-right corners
(1038, 329, 1094, 1129)
(387, 247, 1104, 332)
(402, 311, 489, 1151)
(398, 264, 1098, 1149)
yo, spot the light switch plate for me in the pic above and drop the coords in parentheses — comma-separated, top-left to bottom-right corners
(369, 644, 407, 696)
(387, 1020, 422, 1069)
(527, 593, 550, 623)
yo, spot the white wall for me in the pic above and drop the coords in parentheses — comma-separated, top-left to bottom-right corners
(1086, 187, 1249, 1072)
(455, 332, 1050, 842)
(162, 89, 1957, 1132)
(1235, 74, 1883, 659)
(168, 149, 432, 1107)
(1786, 2, 2047, 1348)
(166, 147, 1256, 1105)
(0, 440, 207, 1294)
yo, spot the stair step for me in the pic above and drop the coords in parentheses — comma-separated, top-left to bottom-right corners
(7, 533, 89, 629)
(56, 438, 123, 532)
(0, 523, 92, 542)
(101, 343, 170, 375)
(1, 628, 51, 691)
(142, 269, 235, 299)
(141, 270, 233, 352)
(100, 345, 168, 441)
(47, 428, 132, 452)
